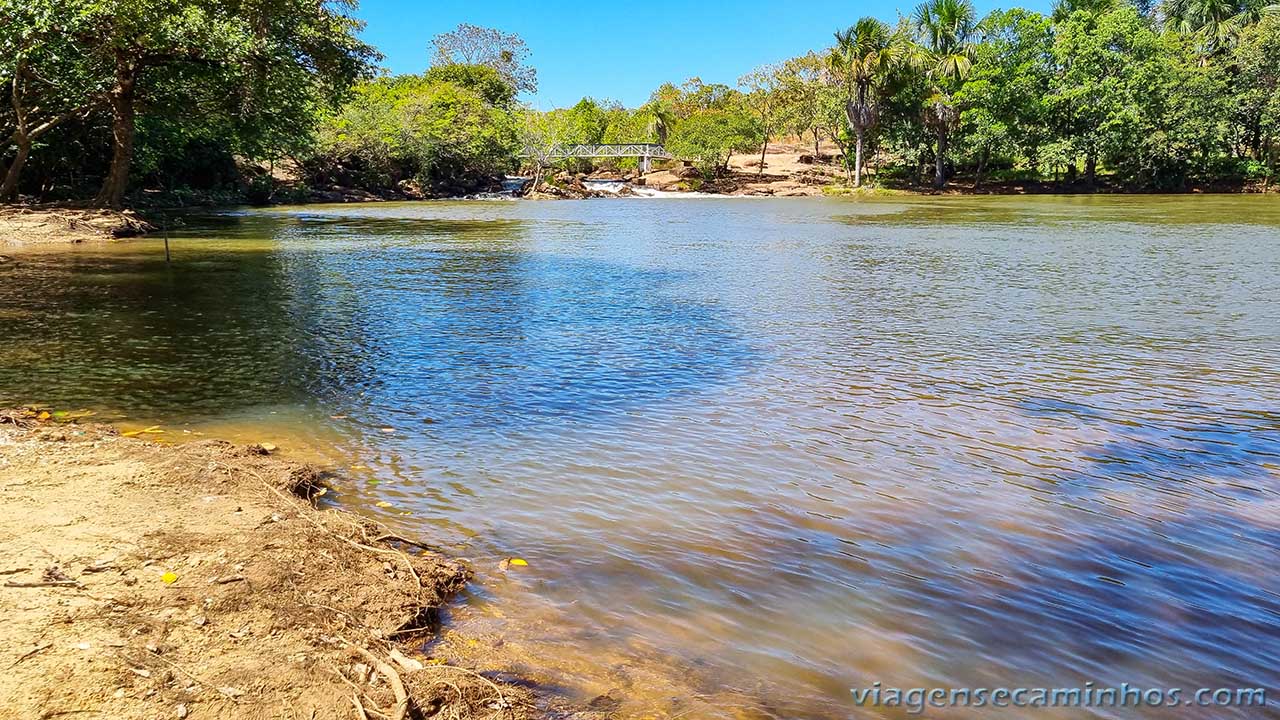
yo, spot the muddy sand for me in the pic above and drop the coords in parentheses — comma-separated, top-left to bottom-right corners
(0, 410, 590, 720)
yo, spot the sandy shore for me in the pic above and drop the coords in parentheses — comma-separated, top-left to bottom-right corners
(0, 410, 582, 720)
(637, 145, 839, 197)
(0, 206, 154, 246)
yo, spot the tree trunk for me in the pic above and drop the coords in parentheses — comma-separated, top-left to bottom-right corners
(973, 149, 988, 191)
(813, 128, 821, 161)
(0, 138, 30, 201)
(95, 55, 137, 209)
(934, 128, 948, 190)
(757, 134, 768, 176)
(1085, 150, 1097, 189)
(854, 127, 865, 188)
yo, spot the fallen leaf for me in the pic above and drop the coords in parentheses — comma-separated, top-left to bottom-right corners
(375, 501, 393, 508)
(508, 558, 528, 567)
(161, 572, 178, 584)
(122, 425, 164, 438)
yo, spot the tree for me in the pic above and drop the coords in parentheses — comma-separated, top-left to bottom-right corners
(777, 52, 831, 160)
(830, 17, 915, 186)
(430, 24, 537, 95)
(423, 64, 517, 108)
(517, 107, 572, 191)
(0, 1, 105, 200)
(1161, 0, 1278, 55)
(311, 73, 517, 194)
(667, 109, 761, 179)
(738, 63, 783, 175)
(1050, 5, 1159, 186)
(668, 78, 739, 117)
(956, 8, 1054, 187)
(1231, 14, 1280, 172)
(637, 98, 675, 144)
(42, 0, 376, 208)
(914, 0, 979, 188)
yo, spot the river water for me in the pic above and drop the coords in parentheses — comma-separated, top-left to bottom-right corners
(3, 196, 1279, 718)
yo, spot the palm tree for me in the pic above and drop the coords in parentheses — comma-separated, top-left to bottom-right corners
(639, 99, 675, 145)
(913, 0, 978, 188)
(829, 18, 912, 187)
(1162, 0, 1278, 55)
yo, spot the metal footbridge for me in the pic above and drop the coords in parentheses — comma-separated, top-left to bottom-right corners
(521, 143, 673, 172)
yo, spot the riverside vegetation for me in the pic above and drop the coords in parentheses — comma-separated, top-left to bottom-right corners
(0, 0, 1274, 206)
(1, 0, 1279, 206)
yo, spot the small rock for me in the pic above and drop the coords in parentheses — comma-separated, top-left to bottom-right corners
(113, 689, 126, 699)
(192, 615, 207, 627)
(176, 703, 188, 718)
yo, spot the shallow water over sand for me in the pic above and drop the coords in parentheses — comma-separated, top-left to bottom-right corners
(3, 195, 1280, 717)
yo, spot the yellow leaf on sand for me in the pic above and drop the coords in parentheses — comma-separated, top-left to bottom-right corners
(508, 558, 528, 566)
(161, 572, 178, 584)
(499, 557, 528, 570)
(37, 411, 50, 420)
(122, 425, 164, 438)
(375, 501, 393, 508)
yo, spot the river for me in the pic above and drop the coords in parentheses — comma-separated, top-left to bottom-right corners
(2, 195, 1278, 718)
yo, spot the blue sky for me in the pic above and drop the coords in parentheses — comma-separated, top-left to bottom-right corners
(355, 0, 1051, 109)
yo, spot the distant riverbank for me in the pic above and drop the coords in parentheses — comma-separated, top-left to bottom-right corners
(3, 151, 1273, 248)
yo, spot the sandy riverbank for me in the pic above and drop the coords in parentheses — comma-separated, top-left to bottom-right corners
(0, 410, 586, 720)
(0, 206, 154, 246)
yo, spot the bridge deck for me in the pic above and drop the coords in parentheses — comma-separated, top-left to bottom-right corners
(521, 143, 673, 160)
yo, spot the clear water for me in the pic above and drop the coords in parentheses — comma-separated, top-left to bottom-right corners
(3, 196, 1280, 718)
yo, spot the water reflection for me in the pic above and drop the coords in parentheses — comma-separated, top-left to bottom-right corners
(0, 213, 751, 431)
(3, 196, 1280, 718)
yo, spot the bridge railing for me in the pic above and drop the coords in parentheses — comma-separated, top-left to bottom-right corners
(519, 143, 674, 160)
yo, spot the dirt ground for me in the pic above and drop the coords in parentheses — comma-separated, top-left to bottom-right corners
(638, 142, 843, 197)
(0, 206, 153, 246)
(0, 410, 591, 720)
